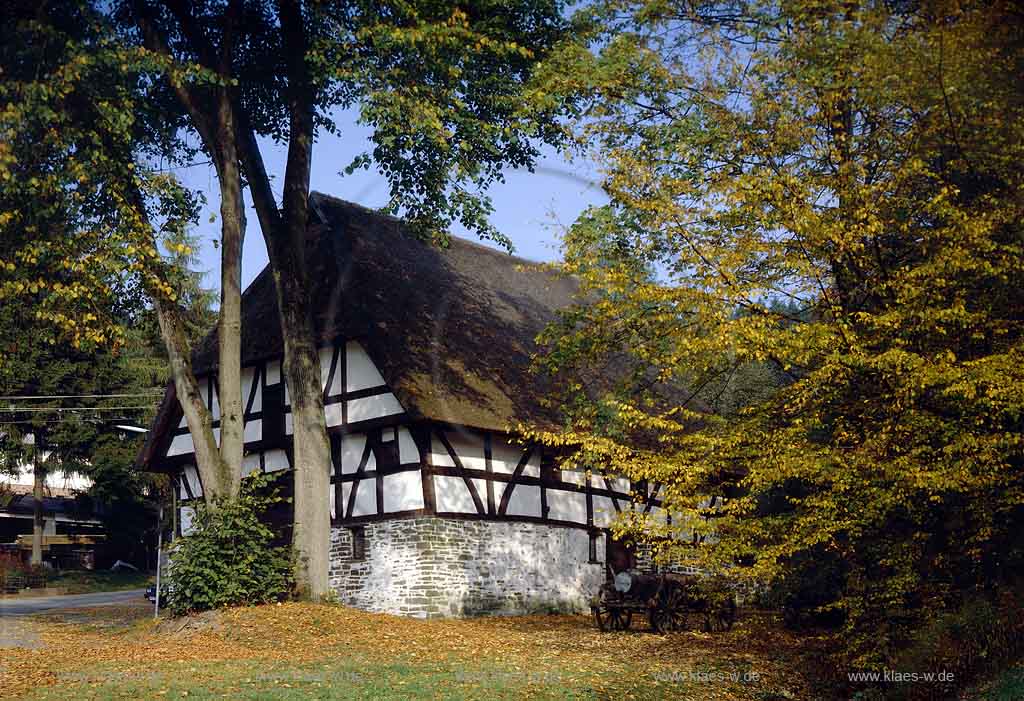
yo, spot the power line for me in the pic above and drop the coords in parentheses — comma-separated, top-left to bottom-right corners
(0, 406, 156, 414)
(0, 392, 164, 401)
(0, 419, 107, 425)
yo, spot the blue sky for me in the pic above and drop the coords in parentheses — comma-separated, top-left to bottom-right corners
(176, 108, 606, 291)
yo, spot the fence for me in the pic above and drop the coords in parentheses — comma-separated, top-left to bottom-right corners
(0, 570, 47, 594)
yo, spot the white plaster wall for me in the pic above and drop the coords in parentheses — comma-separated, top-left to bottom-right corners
(592, 495, 616, 527)
(242, 453, 261, 476)
(346, 393, 403, 422)
(180, 506, 196, 536)
(504, 483, 542, 518)
(324, 402, 344, 427)
(546, 488, 587, 524)
(265, 360, 281, 385)
(561, 470, 586, 487)
(429, 437, 455, 467)
(434, 475, 477, 513)
(320, 346, 342, 396)
(345, 341, 386, 391)
(349, 480, 377, 517)
(339, 434, 366, 473)
(444, 430, 486, 470)
(382, 471, 424, 512)
(166, 341, 402, 461)
(178, 464, 203, 499)
(242, 366, 262, 413)
(397, 427, 418, 464)
(264, 449, 289, 472)
(490, 437, 531, 475)
(243, 418, 262, 443)
(166, 433, 194, 457)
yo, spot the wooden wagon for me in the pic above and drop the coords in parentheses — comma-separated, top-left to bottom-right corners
(590, 572, 737, 633)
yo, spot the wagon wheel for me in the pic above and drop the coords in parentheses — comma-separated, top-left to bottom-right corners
(651, 586, 688, 633)
(593, 605, 632, 632)
(703, 597, 737, 632)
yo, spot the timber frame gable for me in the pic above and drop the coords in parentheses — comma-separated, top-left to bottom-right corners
(162, 338, 666, 538)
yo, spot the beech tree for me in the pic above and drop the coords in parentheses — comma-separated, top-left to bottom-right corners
(529, 0, 1024, 663)
(1, 0, 248, 514)
(112, 0, 570, 599)
(4, 0, 570, 598)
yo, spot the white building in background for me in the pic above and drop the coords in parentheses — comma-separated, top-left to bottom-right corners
(0, 458, 92, 496)
(138, 193, 669, 618)
(0, 457, 100, 552)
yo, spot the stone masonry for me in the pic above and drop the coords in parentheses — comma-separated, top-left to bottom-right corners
(329, 517, 606, 618)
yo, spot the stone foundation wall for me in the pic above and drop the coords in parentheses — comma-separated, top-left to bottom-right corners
(329, 517, 605, 618)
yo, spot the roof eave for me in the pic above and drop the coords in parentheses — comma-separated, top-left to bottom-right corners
(135, 381, 179, 472)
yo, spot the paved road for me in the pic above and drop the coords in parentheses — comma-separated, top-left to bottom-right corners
(0, 588, 147, 617)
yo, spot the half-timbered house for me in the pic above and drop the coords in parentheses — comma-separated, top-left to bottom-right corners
(138, 193, 667, 618)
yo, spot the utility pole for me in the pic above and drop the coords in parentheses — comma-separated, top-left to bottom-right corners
(154, 505, 163, 619)
(29, 432, 44, 566)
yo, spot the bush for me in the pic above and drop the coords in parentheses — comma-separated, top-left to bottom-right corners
(844, 586, 1024, 701)
(0, 551, 48, 592)
(165, 472, 293, 616)
(762, 544, 848, 630)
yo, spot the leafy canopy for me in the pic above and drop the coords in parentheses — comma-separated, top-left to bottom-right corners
(529, 0, 1024, 665)
(0, 0, 208, 354)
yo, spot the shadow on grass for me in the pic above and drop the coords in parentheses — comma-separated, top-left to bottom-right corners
(24, 657, 691, 701)
(48, 570, 153, 595)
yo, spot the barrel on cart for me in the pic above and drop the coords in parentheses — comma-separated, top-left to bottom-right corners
(590, 572, 736, 633)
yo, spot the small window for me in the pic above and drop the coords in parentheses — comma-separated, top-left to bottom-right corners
(350, 526, 367, 560)
(588, 531, 600, 564)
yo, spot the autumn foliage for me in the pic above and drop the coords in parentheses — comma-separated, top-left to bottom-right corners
(528, 0, 1024, 669)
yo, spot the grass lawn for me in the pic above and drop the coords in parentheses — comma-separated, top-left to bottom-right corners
(0, 602, 833, 700)
(46, 569, 153, 595)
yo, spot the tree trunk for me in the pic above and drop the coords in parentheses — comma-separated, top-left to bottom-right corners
(275, 0, 331, 601)
(152, 295, 227, 501)
(142, 0, 332, 595)
(271, 248, 330, 601)
(31, 439, 44, 566)
(237, 114, 331, 600)
(212, 102, 246, 499)
(134, 7, 246, 504)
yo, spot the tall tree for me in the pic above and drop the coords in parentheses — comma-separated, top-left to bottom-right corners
(5, 0, 571, 597)
(0, 305, 161, 565)
(531, 0, 1024, 663)
(113, 0, 570, 598)
(0, 0, 245, 507)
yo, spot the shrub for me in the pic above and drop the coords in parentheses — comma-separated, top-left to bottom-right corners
(165, 471, 293, 616)
(762, 544, 848, 630)
(0, 551, 26, 591)
(894, 589, 1024, 700)
(844, 586, 1024, 700)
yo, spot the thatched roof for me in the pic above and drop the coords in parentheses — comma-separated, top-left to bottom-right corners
(190, 192, 578, 433)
